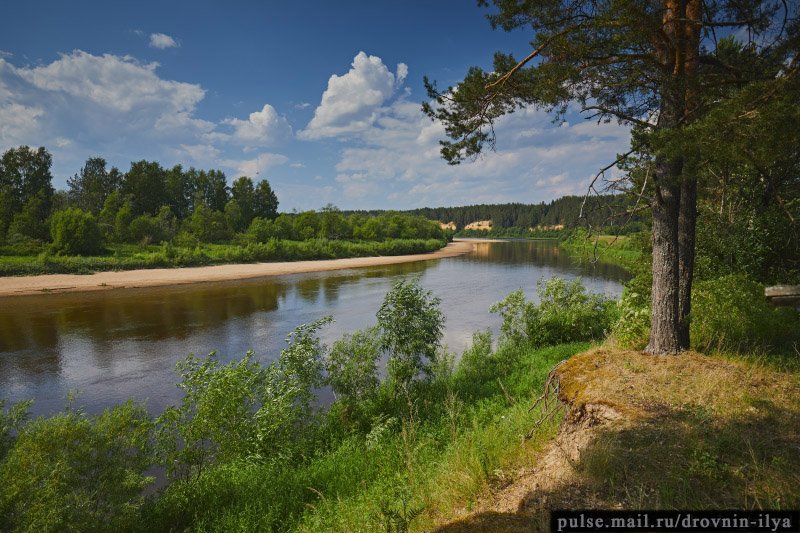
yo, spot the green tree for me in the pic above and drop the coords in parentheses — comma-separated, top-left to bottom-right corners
(377, 278, 445, 388)
(50, 207, 104, 255)
(325, 326, 381, 405)
(122, 160, 167, 216)
(231, 176, 256, 226)
(165, 164, 193, 220)
(7, 191, 50, 241)
(188, 203, 230, 243)
(189, 169, 229, 212)
(424, 0, 796, 354)
(224, 198, 246, 233)
(254, 179, 279, 220)
(319, 204, 351, 240)
(0, 402, 153, 532)
(0, 146, 54, 241)
(67, 157, 122, 215)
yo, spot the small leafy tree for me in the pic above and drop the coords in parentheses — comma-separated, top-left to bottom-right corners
(377, 278, 445, 388)
(279, 316, 334, 413)
(157, 352, 272, 481)
(325, 326, 381, 405)
(0, 401, 153, 532)
(156, 317, 333, 481)
(50, 207, 104, 255)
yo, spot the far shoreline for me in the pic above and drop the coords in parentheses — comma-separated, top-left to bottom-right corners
(0, 240, 475, 298)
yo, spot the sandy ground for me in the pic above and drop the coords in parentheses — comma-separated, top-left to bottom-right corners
(0, 240, 475, 298)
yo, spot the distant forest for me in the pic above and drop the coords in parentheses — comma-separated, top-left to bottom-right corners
(347, 195, 646, 233)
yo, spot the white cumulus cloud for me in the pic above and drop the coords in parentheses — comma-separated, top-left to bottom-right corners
(15, 50, 203, 114)
(149, 33, 179, 49)
(223, 104, 292, 146)
(299, 52, 408, 140)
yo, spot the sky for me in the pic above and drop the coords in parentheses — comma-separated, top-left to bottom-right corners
(0, 0, 631, 211)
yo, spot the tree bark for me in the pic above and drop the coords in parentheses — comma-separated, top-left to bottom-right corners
(677, 177, 697, 348)
(677, 0, 701, 350)
(646, 171, 682, 355)
(645, 0, 701, 355)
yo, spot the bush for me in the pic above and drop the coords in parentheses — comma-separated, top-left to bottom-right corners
(691, 274, 800, 353)
(0, 402, 153, 532)
(156, 318, 333, 482)
(377, 278, 445, 389)
(491, 277, 617, 348)
(50, 208, 104, 255)
(611, 288, 651, 349)
(325, 326, 381, 406)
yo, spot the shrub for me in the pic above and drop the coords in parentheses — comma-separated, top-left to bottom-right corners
(157, 352, 285, 481)
(50, 207, 104, 255)
(611, 288, 651, 349)
(0, 400, 31, 462)
(156, 318, 334, 481)
(325, 326, 381, 406)
(377, 278, 445, 389)
(491, 277, 617, 348)
(691, 274, 800, 353)
(0, 402, 153, 532)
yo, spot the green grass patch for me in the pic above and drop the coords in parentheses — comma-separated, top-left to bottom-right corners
(0, 238, 447, 276)
(138, 341, 588, 532)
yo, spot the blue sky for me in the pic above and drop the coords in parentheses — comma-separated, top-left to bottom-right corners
(0, 0, 630, 211)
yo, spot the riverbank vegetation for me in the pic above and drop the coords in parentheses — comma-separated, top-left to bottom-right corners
(0, 147, 448, 276)
(0, 277, 613, 531)
(1, 259, 797, 531)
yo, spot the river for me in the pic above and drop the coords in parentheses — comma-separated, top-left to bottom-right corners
(0, 240, 629, 417)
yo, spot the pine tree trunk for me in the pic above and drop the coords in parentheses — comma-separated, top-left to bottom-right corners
(645, 0, 701, 355)
(677, 177, 697, 348)
(646, 173, 682, 355)
(677, 0, 701, 350)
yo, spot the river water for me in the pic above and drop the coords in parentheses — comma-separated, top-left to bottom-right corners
(0, 240, 629, 417)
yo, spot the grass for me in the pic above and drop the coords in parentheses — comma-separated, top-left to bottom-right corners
(0, 238, 447, 276)
(560, 233, 643, 270)
(564, 348, 800, 508)
(138, 341, 590, 532)
(435, 346, 800, 530)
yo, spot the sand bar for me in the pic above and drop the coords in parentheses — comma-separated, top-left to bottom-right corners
(0, 240, 475, 298)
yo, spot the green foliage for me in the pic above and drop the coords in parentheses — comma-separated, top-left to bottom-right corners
(67, 157, 121, 215)
(0, 401, 153, 533)
(491, 278, 617, 348)
(377, 278, 445, 388)
(691, 274, 800, 354)
(122, 160, 167, 216)
(0, 400, 31, 462)
(279, 316, 334, 413)
(0, 146, 54, 242)
(187, 203, 231, 243)
(325, 326, 381, 406)
(157, 352, 289, 481)
(253, 179, 279, 220)
(8, 191, 50, 241)
(49, 207, 104, 255)
(156, 317, 333, 483)
(612, 288, 651, 350)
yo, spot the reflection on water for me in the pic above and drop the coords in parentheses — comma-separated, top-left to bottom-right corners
(0, 240, 628, 417)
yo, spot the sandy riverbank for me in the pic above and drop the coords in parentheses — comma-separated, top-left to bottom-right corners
(0, 240, 475, 297)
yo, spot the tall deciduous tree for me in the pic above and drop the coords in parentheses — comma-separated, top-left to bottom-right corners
(67, 157, 122, 215)
(122, 160, 167, 216)
(424, 0, 797, 354)
(0, 146, 54, 241)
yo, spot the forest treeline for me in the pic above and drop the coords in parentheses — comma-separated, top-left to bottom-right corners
(348, 195, 646, 233)
(0, 146, 446, 266)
